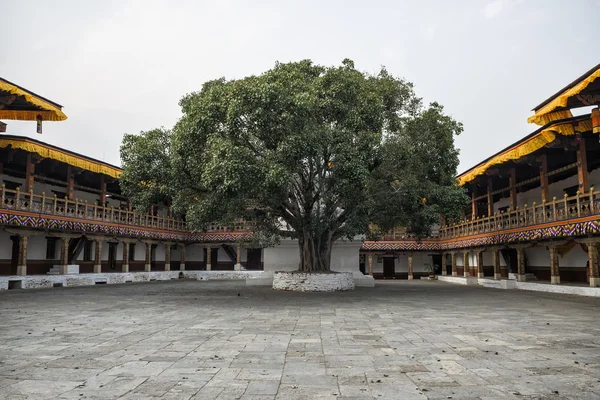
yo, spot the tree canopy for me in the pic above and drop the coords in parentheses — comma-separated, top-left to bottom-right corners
(120, 59, 467, 272)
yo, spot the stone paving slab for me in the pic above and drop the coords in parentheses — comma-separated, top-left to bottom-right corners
(1, 280, 600, 399)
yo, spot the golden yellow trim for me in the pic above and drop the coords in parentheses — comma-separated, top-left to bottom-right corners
(0, 138, 121, 178)
(458, 119, 594, 186)
(458, 131, 555, 186)
(0, 80, 67, 121)
(528, 67, 600, 125)
(527, 110, 573, 126)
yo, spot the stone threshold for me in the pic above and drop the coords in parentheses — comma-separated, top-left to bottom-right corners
(437, 275, 600, 298)
(0, 270, 263, 290)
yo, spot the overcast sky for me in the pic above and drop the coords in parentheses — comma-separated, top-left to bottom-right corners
(2, 0, 599, 173)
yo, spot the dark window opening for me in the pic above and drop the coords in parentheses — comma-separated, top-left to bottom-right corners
(129, 243, 136, 261)
(4, 180, 21, 190)
(46, 237, 57, 260)
(83, 240, 92, 261)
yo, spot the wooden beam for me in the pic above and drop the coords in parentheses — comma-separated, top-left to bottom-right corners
(577, 134, 589, 193)
(99, 175, 106, 206)
(487, 177, 493, 217)
(538, 154, 549, 202)
(66, 165, 75, 201)
(24, 153, 34, 192)
(509, 167, 517, 210)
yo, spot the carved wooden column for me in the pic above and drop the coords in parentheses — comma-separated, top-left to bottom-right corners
(66, 165, 75, 201)
(144, 242, 152, 272)
(463, 250, 470, 277)
(587, 241, 599, 287)
(60, 237, 69, 274)
(99, 176, 107, 206)
(577, 134, 589, 194)
(539, 154, 549, 203)
(94, 239, 102, 273)
(471, 191, 477, 220)
(516, 246, 526, 282)
(492, 248, 501, 280)
(235, 244, 242, 271)
(16, 234, 28, 276)
(407, 253, 413, 280)
(451, 252, 457, 276)
(24, 153, 35, 193)
(164, 243, 171, 271)
(487, 177, 493, 217)
(368, 253, 373, 277)
(476, 250, 484, 278)
(179, 244, 186, 271)
(121, 241, 130, 273)
(441, 253, 447, 276)
(509, 167, 517, 210)
(549, 244, 560, 285)
(206, 246, 212, 271)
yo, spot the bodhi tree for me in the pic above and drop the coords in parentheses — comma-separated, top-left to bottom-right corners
(120, 59, 467, 272)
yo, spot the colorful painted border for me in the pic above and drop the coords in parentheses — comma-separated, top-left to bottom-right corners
(2, 209, 600, 249)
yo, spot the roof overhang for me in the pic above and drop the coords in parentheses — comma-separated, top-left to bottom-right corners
(0, 135, 121, 178)
(457, 115, 593, 186)
(0, 78, 67, 122)
(528, 64, 600, 126)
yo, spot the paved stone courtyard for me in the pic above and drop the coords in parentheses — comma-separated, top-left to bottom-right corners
(1, 280, 600, 400)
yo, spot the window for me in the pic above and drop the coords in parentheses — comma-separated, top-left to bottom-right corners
(46, 238, 57, 260)
(83, 240, 92, 261)
(4, 180, 21, 190)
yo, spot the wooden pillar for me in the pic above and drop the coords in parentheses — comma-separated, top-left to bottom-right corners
(235, 244, 242, 271)
(516, 247, 526, 282)
(66, 166, 75, 201)
(368, 253, 373, 276)
(487, 178, 493, 217)
(549, 245, 560, 284)
(509, 167, 517, 210)
(577, 135, 589, 194)
(587, 242, 599, 287)
(99, 176, 106, 206)
(476, 250, 484, 278)
(463, 251, 470, 277)
(471, 191, 477, 219)
(441, 253, 447, 276)
(122, 242, 129, 272)
(539, 154, 549, 203)
(492, 248, 501, 280)
(206, 246, 212, 271)
(94, 240, 102, 273)
(145, 242, 152, 272)
(16, 235, 28, 276)
(164, 244, 171, 271)
(451, 252, 457, 276)
(407, 253, 413, 280)
(180, 244, 186, 271)
(60, 237, 69, 274)
(24, 153, 35, 193)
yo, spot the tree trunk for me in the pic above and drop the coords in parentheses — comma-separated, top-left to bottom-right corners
(298, 230, 333, 272)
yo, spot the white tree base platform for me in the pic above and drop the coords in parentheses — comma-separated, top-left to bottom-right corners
(272, 271, 355, 292)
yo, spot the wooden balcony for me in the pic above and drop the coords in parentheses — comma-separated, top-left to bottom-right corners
(1, 186, 187, 232)
(439, 190, 600, 239)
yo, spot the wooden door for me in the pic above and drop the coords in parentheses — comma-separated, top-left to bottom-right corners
(383, 257, 395, 279)
(246, 248, 262, 270)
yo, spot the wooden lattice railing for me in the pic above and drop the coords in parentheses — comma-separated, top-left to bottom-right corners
(439, 190, 600, 239)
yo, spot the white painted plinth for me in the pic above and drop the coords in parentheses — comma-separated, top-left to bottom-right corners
(272, 271, 355, 292)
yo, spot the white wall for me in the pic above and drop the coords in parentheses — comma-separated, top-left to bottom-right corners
(0, 231, 12, 259)
(492, 167, 600, 214)
(526, 245, 587, 268)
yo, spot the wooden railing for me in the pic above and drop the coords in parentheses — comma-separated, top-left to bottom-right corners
(0, 186, 188, 231)
(0, 185, 256, 234)
(439, 189, 600, 239)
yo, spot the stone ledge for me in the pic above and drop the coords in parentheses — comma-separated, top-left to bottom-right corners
(0, 270, 263, 290)
(272, 271, 355, 292)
